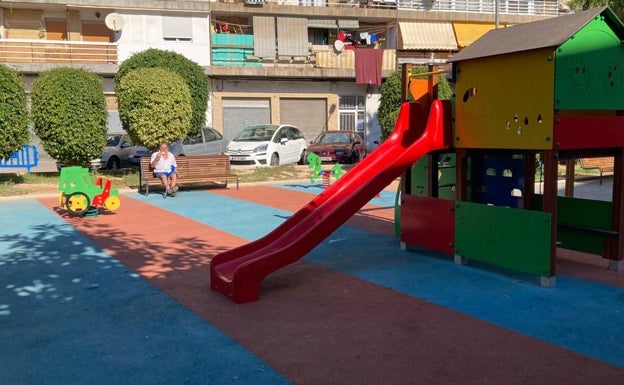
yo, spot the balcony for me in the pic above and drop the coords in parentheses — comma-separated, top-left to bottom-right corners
(211, 0, 560, 16)
(0, 39, 118, 65)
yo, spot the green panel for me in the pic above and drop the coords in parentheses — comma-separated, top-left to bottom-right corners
(555, 17, 624, 110)
(409, 157, 428, 197)
(212, 34, 254, 46)
(212, 48, 262, 67)
(455, 201, 552, 276)
(409, 153, 456, 198)
(533, 195, 612, 255)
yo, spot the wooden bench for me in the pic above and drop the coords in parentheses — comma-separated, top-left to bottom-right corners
(579, 157, 614, 184)
(139, 154, 239, 195)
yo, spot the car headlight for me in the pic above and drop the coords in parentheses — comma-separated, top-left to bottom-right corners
(254, 144, 268, 153)
(335, 150, 346, 156)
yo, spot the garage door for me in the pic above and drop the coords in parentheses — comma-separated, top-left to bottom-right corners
(222, 98, 271, 143)
(280, 98, 327, 143)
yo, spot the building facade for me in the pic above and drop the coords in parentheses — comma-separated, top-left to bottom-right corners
(0, 0, 563, 152)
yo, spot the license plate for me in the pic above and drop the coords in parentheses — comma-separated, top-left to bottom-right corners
(321, 157, 332, 161)
(231, 156, 246, 161)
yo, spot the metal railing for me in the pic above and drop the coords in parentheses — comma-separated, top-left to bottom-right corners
(0, 145, 39, 173)
(213, 0, 560, 15)
(0, 39, 118, 65)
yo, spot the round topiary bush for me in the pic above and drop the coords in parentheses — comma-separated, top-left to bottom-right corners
(0, 64, 30, 160)
(117, 67, 192, 150)
(30, 67, 107, 167)
(115, 48, 208, 138)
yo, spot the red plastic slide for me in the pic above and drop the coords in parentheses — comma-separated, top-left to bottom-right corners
(210, 100, 451, 303)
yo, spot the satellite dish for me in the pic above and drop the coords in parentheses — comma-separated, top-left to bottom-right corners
(334, 40, 344, 52)
(105, 13, 124, 31)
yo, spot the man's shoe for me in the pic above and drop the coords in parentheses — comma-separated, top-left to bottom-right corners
(171, 185, 179, 193)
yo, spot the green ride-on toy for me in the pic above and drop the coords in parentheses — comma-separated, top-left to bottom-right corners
(58, 166, 121, 216)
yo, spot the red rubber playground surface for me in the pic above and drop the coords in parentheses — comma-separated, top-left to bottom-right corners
(1, 181, 624, 385)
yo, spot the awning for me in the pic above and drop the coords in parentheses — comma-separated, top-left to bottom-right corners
(453, 22, 497, 48)
(338, 19, 359, 29)
(398, 21, 457, 50)
(308, 18, 337, 29)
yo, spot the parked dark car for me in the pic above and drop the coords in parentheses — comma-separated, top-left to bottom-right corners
(307, 131, 367, 164)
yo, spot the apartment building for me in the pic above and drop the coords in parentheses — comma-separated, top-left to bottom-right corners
(0, 0, 562, 150)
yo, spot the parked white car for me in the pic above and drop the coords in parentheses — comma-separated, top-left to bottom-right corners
(225, 124, 307, 166)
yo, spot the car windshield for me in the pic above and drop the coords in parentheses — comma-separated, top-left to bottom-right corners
(232, 126, 277, 141)
(106, 134, 122, 146)
(315, 133, 351, 144)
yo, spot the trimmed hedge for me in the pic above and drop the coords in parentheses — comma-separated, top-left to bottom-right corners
(117, 67, 192, 150)
(115, 49, 208, 138)
(0, 64, 29, 160)
(30, 67, 107, 167)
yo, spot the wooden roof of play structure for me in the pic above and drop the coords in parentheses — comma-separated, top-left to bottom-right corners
(448, 6, 624, 62)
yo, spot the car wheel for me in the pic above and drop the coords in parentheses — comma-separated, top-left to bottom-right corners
(351, 151, 360, 164)
(270, 153, 280, 166)
(298, 149, 307, 165)
(107, 157, 121, 170)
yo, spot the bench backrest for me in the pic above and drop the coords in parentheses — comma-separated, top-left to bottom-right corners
(140, 154, 233, 178)
(580, 157, 614, 171)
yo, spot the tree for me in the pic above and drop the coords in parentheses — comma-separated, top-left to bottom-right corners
(568, 1, 624, 20)
(117, 67, 192, 150)
(377, 67, 453, 142)
(0, 64, 29, 160)
(31, 67, 107, 167)
(115, 49, 208, 138)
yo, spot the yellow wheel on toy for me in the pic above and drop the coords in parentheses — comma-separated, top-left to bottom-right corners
(65, 192, 90, 215)
(104, 196, 121, 211)
(58, 193, 66, 208)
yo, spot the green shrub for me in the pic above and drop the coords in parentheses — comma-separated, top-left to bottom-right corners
(0, 64, 30, 160)
(117, 67, 192, 150)
(30, 67, 107, 167)
(378, 67, 453, 142)
(115, 49, 208, 138)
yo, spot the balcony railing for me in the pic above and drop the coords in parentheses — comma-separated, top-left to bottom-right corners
(0, 39, 118, 65)
(212, 0, 560, 16)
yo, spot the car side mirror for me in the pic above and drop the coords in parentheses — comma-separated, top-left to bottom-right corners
(280, 138, 288, 144)
(121, 141, 133, 148)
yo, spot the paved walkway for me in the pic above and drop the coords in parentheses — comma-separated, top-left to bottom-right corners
(1, 179, 623, 385)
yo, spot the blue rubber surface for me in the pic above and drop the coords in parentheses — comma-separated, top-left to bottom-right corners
(0, 199, 290, 385)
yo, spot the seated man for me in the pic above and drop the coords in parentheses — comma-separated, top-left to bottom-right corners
(150, 142, 178, 197)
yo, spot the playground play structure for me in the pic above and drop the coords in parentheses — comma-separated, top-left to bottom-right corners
(211, 6, 624, 303)
(58, 166, 121, 216)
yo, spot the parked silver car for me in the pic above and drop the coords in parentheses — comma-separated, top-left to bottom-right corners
(128, 127, 226, 167)
(170, 127, 226, 156)
(98, 133, 138, 169)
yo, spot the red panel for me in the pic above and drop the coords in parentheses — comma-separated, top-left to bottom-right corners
(554, 116, 624, 150)
(401, 195, 454, 254)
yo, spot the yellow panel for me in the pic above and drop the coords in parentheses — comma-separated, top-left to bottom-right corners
(454, 48, 555, 150)
(453, 22, 498, 48)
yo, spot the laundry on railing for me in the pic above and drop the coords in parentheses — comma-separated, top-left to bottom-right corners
(0, 145, 39, 172)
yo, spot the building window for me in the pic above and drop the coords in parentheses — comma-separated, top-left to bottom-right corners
(339, 95, 366, 134)
(308, 29, 329, 45)
(162, 14, 193, 42)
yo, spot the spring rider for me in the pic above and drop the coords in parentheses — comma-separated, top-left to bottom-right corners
(58, 166, 121, 216)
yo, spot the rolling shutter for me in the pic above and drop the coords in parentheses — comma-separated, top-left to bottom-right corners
(280, 98, 327, 142)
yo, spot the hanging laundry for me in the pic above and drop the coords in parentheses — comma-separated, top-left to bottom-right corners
(354, 49, 384, 86)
